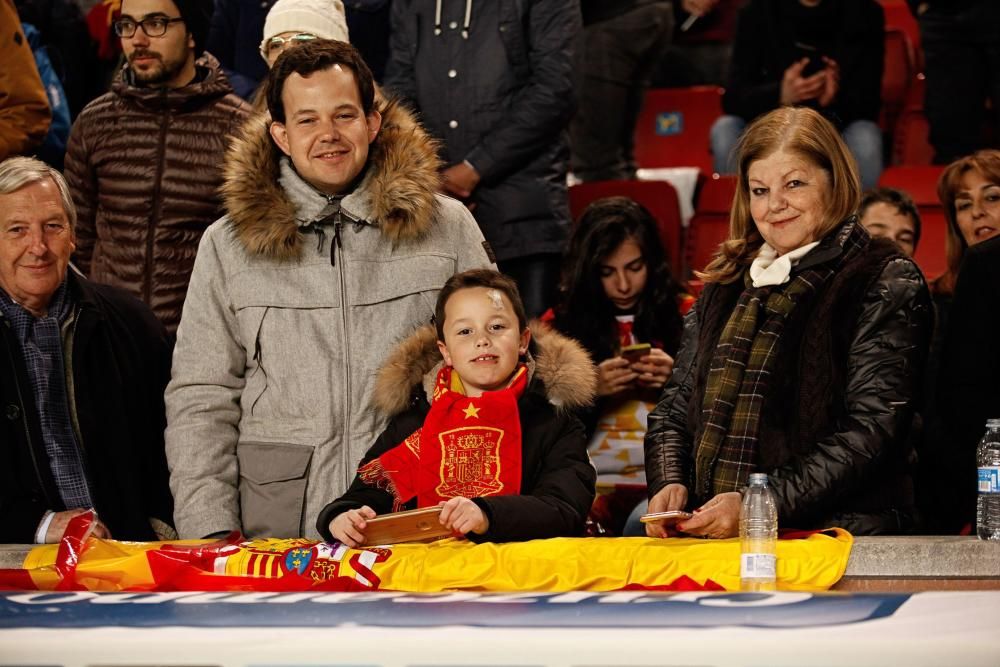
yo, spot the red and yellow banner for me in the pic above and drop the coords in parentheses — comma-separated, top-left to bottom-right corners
(0, 512, 852, 593)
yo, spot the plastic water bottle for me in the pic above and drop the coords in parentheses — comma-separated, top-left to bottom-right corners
(740, 473, 778, 591)
(977, 419, 1000, 541)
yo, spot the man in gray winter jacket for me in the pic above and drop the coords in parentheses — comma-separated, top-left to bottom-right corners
(165, 40, 494, 540)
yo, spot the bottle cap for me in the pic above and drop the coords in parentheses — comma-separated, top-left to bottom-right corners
(748, 473, 769, 485)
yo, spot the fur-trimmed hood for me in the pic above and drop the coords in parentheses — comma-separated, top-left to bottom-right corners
(221, 98, 443, 260)
(373, 321, 598, 417)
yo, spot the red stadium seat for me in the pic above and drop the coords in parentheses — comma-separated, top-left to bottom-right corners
(891, 74, 934, 165)
(879, 0, 922, 70)
(568, 179, 685, 281)
(892, 109, 934, 166)
(632, 86, 723, 174)
(880, 29, 916, 133)
(878, 165, 947, 279)
(687, 174, 737, 277)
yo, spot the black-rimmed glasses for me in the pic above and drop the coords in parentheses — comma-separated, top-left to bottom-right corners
(113, 16, 185, 38)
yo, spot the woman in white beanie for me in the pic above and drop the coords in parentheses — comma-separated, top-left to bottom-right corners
(259, 0, 350, 68)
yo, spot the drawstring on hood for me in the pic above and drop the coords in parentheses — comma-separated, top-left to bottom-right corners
(433, 0, 473, 39)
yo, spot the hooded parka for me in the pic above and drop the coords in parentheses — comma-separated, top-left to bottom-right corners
(165, 101, 494, 540)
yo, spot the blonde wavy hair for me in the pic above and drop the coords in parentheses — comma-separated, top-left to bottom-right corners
(698, 107, 862, 284)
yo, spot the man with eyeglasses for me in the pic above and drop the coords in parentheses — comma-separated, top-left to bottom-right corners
(63, 0, 250, 335)
(259, 0, 349, 69)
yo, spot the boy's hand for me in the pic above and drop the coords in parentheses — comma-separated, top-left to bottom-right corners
(329, 506, 376, 547)
(439, 497, 489, 536)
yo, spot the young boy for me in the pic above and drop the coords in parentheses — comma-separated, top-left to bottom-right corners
(318, 269, 597, 545)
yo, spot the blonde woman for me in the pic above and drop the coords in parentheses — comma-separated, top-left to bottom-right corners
(643, 106, 931, 538)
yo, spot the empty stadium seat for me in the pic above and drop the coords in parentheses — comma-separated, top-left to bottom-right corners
(568, 179, 685, 281)
(879, 0, 922, 69)
(687, 174, 737, 277)
(891, 74, 934, 165)
(878, 165, 947, 279)
(633, 86, 723, 174)
(880, 28, 916, 133)
(893, 110, 934, 166)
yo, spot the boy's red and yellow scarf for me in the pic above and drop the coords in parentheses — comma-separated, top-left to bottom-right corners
(360, 364, 529, 509)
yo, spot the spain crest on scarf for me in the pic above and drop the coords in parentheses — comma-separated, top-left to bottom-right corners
(361, 365, 528, 508)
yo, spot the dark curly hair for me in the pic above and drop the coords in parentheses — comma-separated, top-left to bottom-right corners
(554, 196, 685, 361)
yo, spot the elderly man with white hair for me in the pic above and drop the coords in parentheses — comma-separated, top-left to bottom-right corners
(0, 156, 174, 545)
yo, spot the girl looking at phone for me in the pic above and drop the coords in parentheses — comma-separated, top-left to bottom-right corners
(545, 197, 691, 532)
(548, 197, 689, 405)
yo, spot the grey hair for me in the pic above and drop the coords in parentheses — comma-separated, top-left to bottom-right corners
(0, 156, 77, 231)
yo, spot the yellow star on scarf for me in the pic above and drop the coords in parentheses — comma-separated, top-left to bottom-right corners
(462, 403, 481, 419)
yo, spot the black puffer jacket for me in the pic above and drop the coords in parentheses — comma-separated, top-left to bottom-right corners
(645, 221, 932, 535)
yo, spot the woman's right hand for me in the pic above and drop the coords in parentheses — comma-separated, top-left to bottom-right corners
(329, 506, 376, 548)
(645, 483, 689, 538)
(596, 357, 639, 397)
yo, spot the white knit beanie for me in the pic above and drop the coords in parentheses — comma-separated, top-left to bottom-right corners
(260, 0, 350, 61)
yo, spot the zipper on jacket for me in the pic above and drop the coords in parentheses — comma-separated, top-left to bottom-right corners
(144, 99, 170, 305)
(334, 212, 353, 491)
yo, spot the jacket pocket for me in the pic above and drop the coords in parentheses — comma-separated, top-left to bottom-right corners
(237, 442, 313, 538)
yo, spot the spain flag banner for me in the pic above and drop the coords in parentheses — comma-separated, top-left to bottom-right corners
(0, 512, 851, 593)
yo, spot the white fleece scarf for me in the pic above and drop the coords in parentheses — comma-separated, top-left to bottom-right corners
(749, 241, 821, 287)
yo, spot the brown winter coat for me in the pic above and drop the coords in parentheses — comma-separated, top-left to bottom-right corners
(64, 54, 250, 333)
(0, 0, 50, 159)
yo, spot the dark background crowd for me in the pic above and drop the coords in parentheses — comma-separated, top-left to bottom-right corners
(1, 0, 999, 544)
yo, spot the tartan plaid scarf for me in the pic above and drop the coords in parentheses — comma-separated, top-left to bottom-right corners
(694, 221, 868, 496)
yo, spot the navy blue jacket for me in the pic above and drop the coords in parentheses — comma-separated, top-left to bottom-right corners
(384, 0, 581, 262)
